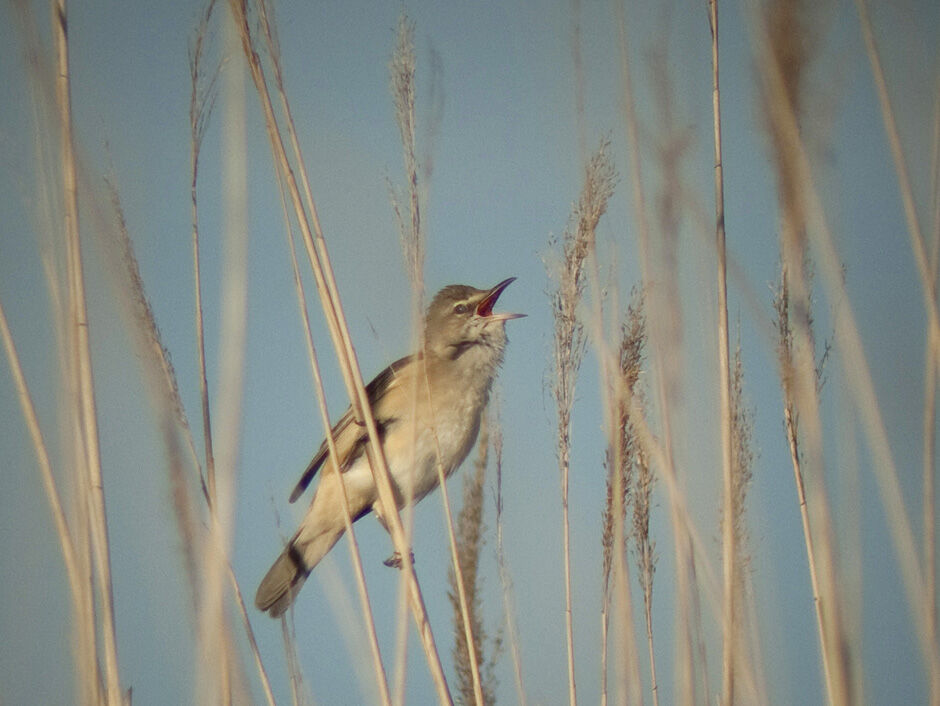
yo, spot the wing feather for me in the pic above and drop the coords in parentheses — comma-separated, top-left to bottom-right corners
(288, 354, 415, 503)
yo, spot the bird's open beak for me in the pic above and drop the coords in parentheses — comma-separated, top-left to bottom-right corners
(476, 277, 526, 321)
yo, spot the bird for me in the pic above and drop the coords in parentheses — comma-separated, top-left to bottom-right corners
(255, 278, 524, 617)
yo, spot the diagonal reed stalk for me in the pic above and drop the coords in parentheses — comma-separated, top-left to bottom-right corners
(854, 0, 940, 383)
(727, 331, 763, 704)
(252, 2, 393, 702)
(759, 0, 851, 699)
(53, 2, 123, 702)
(854, 5, 940, 701)
(0, 298, 85, 692)
(754, 0, 940, 698)
(9, 3, 99, 700)
(189, 0, 220, 510)
(226, 2, 452, 702)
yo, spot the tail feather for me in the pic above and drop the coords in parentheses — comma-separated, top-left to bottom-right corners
(255, 525, 346, 617)
(255, 544, 308, 618)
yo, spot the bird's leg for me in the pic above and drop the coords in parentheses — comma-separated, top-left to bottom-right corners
(383, 550, 415, 569)
(372, 498, 415, 569)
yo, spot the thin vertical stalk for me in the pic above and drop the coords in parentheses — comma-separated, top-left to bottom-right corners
(52, 2, 122, 703)
(196, 7, 248, 703)
(925, 78, 940, 706)
(708, 1, 736, 703)
(597, 294, 645, 706)
(563, 451, 577, 706)
(424, 382, 486, 706)
(387, 18, 483, 704)
(228, 563, 277, 706)
(492, 412, 528, 706)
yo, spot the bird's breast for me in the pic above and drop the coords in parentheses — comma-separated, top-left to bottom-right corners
(382, 386, 488, 505)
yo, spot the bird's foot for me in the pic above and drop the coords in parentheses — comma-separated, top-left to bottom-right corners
(383, 550, 415, 569)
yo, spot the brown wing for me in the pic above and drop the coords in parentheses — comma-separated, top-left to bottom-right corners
(288, 354, 415, 503)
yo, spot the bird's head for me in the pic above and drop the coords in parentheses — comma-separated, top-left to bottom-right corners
(424, 277, 525, 360)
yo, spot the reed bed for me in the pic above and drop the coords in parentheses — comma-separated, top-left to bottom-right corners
(1, 1, 936, 705)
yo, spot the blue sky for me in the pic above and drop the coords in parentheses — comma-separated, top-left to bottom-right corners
(1, 0, 937, 704)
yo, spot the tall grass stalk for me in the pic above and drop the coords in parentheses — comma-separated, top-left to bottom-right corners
(491, 407, 528, 706)
(926, 79, 940, 706)
(448, 420, 497, 706)
(549, 139, 616, 706)
(599, 290, 646, 706)
(758, 2, 852, 703)
(276, 160, 385, 703)
(388, 17, 485, 706)
(226, 2, 452, 702)
(652, 43, 708, 705)
(774, 270, 844, 705)
(53, 2, 123, 702)
(707, 1, 738, 702)
(189, 0, 220, 508)
(727, 332, 762, 704)
(387, 17, 424, 702)
(631, 400, 658, 706)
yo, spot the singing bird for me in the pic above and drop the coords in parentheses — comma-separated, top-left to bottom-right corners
(255, 278, 523, 617)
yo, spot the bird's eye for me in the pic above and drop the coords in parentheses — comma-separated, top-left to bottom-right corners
(454, 303, 469, 315)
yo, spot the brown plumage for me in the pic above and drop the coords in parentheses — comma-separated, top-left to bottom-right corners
(255, 279, 523, 617)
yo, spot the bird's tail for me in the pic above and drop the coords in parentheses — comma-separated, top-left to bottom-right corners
(255, 543, 308, 617)
(255, 527, 344, 617)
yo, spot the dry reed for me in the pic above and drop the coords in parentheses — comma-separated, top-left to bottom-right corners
(490, 405, 528, 706)
(600, 288, 649, 706)
(252, 0, 393, 700)
(448, 419, 499, 706)
(760, 2, 854, 702)
(549, 137, 617, 706)
(54, 2, 123, 702)
(706, 1, 738, 701)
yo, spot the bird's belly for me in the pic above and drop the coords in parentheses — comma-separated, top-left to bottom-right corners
(384, 414, 481, 505)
